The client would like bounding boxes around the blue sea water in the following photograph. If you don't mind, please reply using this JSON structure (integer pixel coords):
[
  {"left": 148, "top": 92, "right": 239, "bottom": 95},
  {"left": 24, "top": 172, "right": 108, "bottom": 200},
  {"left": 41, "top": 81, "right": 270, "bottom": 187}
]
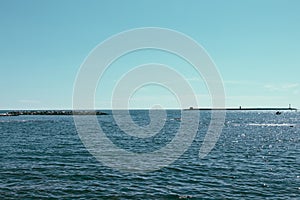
[{"left": 0, "top": 110, "right": 299, "bottom": 199}]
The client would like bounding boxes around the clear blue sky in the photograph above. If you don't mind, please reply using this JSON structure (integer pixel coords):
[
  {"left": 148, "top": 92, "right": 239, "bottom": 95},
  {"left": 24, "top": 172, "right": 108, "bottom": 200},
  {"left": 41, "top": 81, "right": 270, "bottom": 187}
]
[{"left": 1, "top": 0, "right": 299, "bottom": 109}]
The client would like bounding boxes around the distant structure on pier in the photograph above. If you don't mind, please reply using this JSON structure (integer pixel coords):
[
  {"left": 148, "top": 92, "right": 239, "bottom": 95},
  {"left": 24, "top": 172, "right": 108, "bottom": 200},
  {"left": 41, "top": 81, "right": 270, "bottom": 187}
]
[{"left": 186, "top": 104, "right": 297, "bottom": 111}]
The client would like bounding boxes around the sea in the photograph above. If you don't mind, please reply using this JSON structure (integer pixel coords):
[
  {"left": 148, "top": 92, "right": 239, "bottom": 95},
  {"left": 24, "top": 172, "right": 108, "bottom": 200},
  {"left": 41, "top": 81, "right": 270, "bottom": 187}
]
[{"left": 0, "top": 110, "right": 299, "bottom": 199}]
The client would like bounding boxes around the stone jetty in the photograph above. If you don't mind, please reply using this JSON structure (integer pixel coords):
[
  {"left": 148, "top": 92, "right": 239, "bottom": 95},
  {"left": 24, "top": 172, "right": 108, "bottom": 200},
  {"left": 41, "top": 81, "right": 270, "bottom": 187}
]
[{"left": 0, "top": 110, "right": 108, "bottom": 116}]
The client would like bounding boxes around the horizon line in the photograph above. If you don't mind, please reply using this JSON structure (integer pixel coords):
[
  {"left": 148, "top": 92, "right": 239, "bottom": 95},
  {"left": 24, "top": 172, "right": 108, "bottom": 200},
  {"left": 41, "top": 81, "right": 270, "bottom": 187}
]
[{"left": 0, "top": 106, "right": 298, "bottom": 111}]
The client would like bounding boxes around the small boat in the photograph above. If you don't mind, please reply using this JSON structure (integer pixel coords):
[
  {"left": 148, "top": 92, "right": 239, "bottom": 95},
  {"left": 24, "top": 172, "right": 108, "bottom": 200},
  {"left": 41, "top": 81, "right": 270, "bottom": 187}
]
[{"left": 275, "top": 111, "right": 282, "bottom": 115}]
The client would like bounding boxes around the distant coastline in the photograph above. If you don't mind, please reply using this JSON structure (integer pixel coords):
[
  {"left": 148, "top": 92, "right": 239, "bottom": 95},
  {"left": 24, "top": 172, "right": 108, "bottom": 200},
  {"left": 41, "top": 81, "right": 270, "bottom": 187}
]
[
  {"left": 0, "top": 110, "right": 108, "bottom": 116},
  {"left": 0, "top": 107, "right": 297, "bottom": 117},
  {"left": 185, "top": 106, "right": 298, "bottom": 111}
]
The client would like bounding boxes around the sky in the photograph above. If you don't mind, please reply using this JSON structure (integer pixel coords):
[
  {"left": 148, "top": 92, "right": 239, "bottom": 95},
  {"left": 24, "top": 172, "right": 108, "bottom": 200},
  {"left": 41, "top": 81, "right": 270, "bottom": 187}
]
[{"left": 0, "top": 0, "right": 300, "bottom": 109}]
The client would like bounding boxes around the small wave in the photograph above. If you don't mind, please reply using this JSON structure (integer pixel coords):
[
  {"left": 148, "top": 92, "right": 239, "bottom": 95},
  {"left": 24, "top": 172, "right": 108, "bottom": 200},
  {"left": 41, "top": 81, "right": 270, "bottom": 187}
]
[
  {"left": 0, "top": 120, "right": 29, "bottom": 123},
  {"left": 248, "top": 123, "right": 296, "bottom": 127},
  {"left": 0, "top": 119, "right": 45, "bottom": 123}
]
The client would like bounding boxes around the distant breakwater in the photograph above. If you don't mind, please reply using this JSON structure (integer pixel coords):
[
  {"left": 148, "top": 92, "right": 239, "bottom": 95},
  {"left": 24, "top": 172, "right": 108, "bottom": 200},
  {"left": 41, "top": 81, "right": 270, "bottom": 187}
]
[
  {"left": 0, "top": 110, "right": 108, "bottom": 116},
  {"left": 185, "top": 107, "right": 297, "bottom": 111}
]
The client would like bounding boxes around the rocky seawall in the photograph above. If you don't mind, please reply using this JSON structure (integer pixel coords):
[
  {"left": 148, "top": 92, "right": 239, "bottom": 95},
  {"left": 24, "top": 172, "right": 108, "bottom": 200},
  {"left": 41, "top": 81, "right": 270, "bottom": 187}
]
[{"left": 0, "top": 110, "right": 108, "bottom": 116}]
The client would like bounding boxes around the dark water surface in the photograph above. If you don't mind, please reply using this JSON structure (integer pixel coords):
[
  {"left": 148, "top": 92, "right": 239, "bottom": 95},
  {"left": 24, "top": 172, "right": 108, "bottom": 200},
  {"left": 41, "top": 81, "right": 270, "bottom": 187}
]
[{"left": 0, "top": 111, "right": 299, "bottom": 199}]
